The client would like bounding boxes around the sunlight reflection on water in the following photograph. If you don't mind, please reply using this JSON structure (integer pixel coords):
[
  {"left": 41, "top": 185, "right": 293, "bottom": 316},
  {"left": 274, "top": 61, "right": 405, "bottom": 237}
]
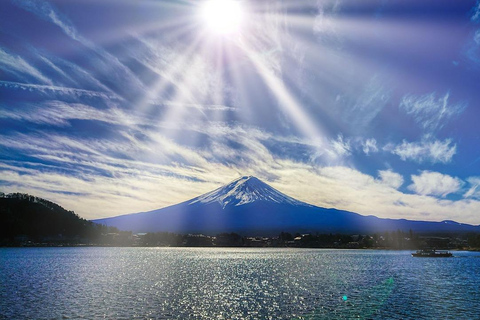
[{"left": 1, "top": 248, "right": 479, "bottom": 319}]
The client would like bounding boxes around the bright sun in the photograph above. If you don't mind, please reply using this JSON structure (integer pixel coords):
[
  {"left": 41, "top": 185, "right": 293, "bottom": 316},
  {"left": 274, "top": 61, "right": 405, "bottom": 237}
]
[{"left": 200, "top": 0, "right": 244, "bottom": 35}]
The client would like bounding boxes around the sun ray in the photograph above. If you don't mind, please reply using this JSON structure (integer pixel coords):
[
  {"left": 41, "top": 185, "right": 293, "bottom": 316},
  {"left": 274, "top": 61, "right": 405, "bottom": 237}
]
[
  {"left": 108, "top": 0, "right": 400, "bottom": 161},
  {"left": 237, "top": 40, "right": 326, "bottom": 148}
]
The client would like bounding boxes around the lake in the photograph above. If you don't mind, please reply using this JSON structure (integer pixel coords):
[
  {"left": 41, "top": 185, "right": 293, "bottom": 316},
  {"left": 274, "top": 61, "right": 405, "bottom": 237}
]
[{"left": 1, "top": 248, "right": 479, "bottom": 319}]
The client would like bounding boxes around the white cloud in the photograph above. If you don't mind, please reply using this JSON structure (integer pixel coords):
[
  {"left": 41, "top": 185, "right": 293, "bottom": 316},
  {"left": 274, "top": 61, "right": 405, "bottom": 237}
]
[
  {"left": 390, "top": 138, "right": 456, "bottom": 164},
  {"left": 464, "top": 177, "right": 480, "bottom": 199},
  {"left": 3, "top": 146, "right": 480, "bottom": 225},
  {"left": 378, "top": 170, "right": 403, "bottom": 189},
  {"left": 362, "top": 138, "right": 378, "bottom": 155},
  {"left": 408, "top": 171, "right": 462, "bottom": 197},
  {"left": 273, "top": 165, "right": 480, "bottom": 225},
  {"left": 400, "top": 91, "right": 466, "bottom": 133}
]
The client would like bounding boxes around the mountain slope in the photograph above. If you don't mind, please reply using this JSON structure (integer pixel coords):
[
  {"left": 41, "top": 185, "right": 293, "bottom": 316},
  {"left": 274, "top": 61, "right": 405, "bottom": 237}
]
[
  {"left": 92, "top": 176, "right": 480, "bottom": 235},
  {"left": 0, "top": 193, "right": 109, "bottom": 243}
]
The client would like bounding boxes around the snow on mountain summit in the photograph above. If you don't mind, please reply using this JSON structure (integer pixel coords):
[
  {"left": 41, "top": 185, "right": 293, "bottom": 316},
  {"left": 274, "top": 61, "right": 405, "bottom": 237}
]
[{"left": 189, "top": 176, "right": 310, "bottom": 208}]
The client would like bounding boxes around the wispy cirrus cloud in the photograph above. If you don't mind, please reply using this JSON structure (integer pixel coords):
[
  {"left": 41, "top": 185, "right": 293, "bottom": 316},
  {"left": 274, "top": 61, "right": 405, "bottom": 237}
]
[
  {"left": 362, "top": 138, "right": 378, "bottom": 155},
  {"left": 400, "top": 91, "right": 467, "bottom": 133},
  {"left": 408, "top": 171, "right": 463, "bottom": 197},
  {"left": 335, "top": 76, "right": 391, "bottom": 134},
  {"left": 11, "top": 0, "right": 146, "bottom": 98},
  {"left": 32, "top": 50, "right": 119, "bottom": 94},
  {"left": 465, "top": 28, "right": 480, "bottom": 66},
  {"left": 0, "top": 49, "right": 53, "bottom": 85},
  {"left": 471, "top": 1, "right": 480, "bottom": 22},
  {"left": 309, "top": 134, "right": 355, "bottom": 164},
  {"left": 329, "top": 134, "right": 351, "bottom": 157},
  {"left": 466, "top": 0, "right": 480, "bottom": 66},
  {"left": 387, "top": 137, "right": 456, "bottom": 164},
  {"left": 464, "top": 177, "right": 480, "bottom": 199},
  {"left": 313, "top": 0, "right": 343, "bottom": 46},
  {"left": 0, "top": 100, "right": 122, "bottom": 127},
  {"left": 347, "top": 76, "right": 391, "bottom": 132},
  {"left": 12, "top": 0, "right": 80, "bottom": 41}
]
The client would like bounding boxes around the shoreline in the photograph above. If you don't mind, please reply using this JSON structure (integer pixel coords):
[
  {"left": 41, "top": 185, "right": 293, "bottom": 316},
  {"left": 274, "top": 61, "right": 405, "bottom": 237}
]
[{"left": 2, "top": 244, "right": 478, "bottom": 251}]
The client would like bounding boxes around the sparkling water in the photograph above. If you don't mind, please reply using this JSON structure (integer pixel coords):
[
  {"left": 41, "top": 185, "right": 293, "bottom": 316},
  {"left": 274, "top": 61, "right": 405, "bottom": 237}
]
[{"left": 1, "top": 248, "right": 479, "bottom": 319}]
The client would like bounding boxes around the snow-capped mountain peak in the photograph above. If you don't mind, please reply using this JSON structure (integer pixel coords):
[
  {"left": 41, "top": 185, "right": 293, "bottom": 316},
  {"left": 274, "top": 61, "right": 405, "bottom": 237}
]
[{"left": 189, "top": 176, "right": 309, "bottom": 208}]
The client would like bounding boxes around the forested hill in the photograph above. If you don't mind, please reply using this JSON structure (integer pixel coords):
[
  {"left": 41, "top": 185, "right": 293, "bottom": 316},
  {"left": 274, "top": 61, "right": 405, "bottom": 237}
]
[{"left": 0, "top": 193, "right": 116, "bottom": 245}]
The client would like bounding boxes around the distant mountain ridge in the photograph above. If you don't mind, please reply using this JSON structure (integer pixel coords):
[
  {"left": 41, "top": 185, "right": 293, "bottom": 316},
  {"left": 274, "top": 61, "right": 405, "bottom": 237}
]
[{"left": 92, "top": 176, "right": 480, "bottom": 235}]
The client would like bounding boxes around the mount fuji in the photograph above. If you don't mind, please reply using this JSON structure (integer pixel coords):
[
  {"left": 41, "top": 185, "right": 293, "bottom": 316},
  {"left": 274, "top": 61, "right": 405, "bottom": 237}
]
[{"left": 92, "top": 176, "right": 480, "bottom": 235}]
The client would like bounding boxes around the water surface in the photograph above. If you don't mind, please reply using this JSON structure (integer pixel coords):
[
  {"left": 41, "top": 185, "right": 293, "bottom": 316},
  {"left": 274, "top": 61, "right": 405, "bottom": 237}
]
[{"left": 1, "top": 248, "right": 479, "bottom": 319}]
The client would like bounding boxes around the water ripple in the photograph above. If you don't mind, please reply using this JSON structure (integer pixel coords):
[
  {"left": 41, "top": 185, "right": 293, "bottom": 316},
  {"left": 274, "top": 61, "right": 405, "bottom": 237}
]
[{"left": 1, "top": 248, "right": 479, "bottom": 319}]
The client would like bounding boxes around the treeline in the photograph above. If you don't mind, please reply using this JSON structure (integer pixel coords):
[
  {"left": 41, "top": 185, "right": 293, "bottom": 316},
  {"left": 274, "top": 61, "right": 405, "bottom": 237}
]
[
  {"left": 468, "top": 233, "right": 480, "bottom": 249},
  {"left": 0, "top": 193, "right": 119, "bottom": 246},
  {"left": 136, "top": 231, "right": 360, "bottom": 248},
  {"left": 133, "top": 230, "right": 424, "bottom": 248},
  {"left": 277, "top": 230, "right": 422, "bottom": 249},
  {"left": 128, "top": 230, "right": 474, "bottom": 249}
]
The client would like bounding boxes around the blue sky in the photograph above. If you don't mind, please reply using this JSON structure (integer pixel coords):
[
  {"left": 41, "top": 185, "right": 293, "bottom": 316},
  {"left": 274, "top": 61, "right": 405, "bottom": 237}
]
[{"left": 1, "top": 0, "right": 480, "bottom": 223}]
